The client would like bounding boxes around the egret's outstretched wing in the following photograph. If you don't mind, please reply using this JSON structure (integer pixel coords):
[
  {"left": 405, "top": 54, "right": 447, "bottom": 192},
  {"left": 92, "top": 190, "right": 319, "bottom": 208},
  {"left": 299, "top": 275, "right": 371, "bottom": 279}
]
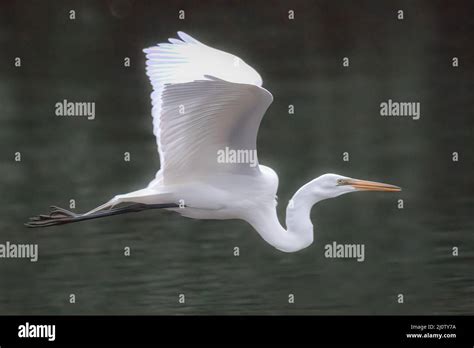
[{"left": 143, "top": 32, "right": 273, "bottom": 185}]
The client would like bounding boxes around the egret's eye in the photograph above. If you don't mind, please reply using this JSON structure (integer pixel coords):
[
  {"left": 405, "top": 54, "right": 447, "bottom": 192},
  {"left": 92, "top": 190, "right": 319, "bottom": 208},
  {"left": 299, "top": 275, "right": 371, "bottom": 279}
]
[{"left": 337, "top": 179, "right": 345, "bottom": 185}]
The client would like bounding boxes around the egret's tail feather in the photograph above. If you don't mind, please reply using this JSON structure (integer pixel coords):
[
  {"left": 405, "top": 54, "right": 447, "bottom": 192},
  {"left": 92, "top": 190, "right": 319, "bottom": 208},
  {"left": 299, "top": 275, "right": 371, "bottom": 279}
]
[{"left": 25, "top": 203, "right": 180, "bottom": 228}]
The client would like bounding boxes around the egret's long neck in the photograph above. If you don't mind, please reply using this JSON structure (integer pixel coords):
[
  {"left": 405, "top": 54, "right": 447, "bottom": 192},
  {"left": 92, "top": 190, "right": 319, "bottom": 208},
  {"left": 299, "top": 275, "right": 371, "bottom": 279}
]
[{"left": 246, "top": 181, "right": 323, "bottom": 253}]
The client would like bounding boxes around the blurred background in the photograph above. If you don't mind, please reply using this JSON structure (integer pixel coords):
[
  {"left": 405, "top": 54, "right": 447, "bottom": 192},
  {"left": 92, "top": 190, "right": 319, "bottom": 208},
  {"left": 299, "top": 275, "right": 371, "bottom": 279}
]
[{"left": 0, "top": 0, "right": 472, "bottom": 314}]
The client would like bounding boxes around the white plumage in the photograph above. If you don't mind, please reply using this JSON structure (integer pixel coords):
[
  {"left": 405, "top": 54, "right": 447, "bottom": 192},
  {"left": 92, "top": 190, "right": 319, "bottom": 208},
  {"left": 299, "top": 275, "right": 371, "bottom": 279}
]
[
  {"left": 143, "top": 31, "right": 269, "bottom": 184},
  {"left": 28, "top": 32, "right": 401, "bottom": 253}
]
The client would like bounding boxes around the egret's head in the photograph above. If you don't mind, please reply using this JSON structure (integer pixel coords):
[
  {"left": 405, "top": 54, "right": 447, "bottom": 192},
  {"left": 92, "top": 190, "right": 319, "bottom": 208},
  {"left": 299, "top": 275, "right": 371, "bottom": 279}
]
[{"left": 312, "top": 173, "right": 401, "bottom": 199}]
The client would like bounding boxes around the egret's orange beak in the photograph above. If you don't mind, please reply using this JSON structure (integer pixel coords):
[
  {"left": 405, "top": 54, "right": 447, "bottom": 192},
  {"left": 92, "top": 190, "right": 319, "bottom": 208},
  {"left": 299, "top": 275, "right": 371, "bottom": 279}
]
[{"left": 344, "top": 179, "right": 401, "bottom": 192}]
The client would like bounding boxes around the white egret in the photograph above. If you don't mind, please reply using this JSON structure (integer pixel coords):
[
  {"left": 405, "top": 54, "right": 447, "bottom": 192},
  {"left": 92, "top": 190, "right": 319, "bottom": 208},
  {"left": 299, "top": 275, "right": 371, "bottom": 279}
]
[{"left": 27, "top": 32, "right": 401, "bottom": 252}]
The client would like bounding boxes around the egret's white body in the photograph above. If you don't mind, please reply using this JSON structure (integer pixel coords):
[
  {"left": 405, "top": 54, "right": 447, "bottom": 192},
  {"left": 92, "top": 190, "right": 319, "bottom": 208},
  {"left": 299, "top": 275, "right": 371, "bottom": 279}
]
[{"left": 28, "top": 32, "right": 400, "bottom": 252}]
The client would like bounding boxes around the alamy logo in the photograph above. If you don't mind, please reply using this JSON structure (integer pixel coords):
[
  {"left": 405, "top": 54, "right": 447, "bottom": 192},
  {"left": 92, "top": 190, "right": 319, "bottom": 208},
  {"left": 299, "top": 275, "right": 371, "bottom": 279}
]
[
  {"left": 324, "top": 241, "right": 365, "bottom": 262},
  {"left": 55, "top": 99, "right": 95, "bottom": 120},
  {"left": 18, "top": 322, "right": 55, "bottom": 341},
  {"left": 380, "top": 99, "right": 420, "bottom": 120},
  {"left": 217, "top": 146, "right": 258, "bottom": 167},
  {"left": 0, "top": 241, "right": 38, "bottom": 262}
]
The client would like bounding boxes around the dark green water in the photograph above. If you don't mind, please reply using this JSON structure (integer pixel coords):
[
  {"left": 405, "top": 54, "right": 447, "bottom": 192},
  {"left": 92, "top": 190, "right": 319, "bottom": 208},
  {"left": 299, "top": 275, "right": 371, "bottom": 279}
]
[{"left": 0, "top": 0, "right": 472, "bottom": 314}]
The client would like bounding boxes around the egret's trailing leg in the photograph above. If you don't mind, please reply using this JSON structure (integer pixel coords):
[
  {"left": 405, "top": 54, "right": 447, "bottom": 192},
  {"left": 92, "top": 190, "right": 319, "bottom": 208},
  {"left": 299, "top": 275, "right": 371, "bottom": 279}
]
[{"left": 25, "top": 203, "right": 179, "bottom": 228}]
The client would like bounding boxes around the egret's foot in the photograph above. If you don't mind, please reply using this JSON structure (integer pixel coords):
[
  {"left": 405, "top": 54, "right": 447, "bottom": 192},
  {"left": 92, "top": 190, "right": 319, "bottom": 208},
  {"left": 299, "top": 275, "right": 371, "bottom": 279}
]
[{"left": 25, "top": 206, "right": 79, "bottom": 228}]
